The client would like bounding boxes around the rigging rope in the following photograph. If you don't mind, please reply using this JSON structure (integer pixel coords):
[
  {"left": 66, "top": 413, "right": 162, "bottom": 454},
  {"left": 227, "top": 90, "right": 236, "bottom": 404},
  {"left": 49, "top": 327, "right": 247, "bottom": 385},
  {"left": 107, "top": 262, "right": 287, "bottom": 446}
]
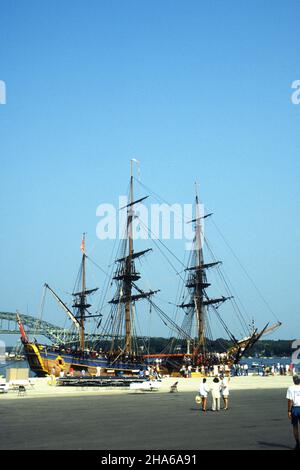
[{"left": 210, "top": 218, "right": 280, "bottom": 323}]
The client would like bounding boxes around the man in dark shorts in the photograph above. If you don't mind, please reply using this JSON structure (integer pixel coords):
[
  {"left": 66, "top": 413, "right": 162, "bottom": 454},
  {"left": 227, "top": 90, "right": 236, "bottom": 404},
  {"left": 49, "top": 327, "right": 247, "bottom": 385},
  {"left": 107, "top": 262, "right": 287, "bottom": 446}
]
[{"left": 286, "top": 375, "right": 300, "bottom": 450}]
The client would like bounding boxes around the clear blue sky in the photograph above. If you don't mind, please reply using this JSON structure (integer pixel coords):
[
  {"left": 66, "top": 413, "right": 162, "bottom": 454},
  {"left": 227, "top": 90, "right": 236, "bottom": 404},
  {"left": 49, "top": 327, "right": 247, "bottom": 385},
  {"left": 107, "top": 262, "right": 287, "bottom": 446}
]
[{"left": 0, "top": 0, "right": 299, "bottom": 344}]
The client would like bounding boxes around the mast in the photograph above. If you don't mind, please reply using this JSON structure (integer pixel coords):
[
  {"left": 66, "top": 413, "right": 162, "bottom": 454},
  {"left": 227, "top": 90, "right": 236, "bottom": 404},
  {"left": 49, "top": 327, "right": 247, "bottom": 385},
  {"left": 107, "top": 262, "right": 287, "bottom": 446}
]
[
  {"left": 45, "top": 235, "right": 98, "bottom": 350},
  {"left": 80, "top": 233, "right": 86, "bottom": 350},
  {"left": 109, "top": 160, "right": 159, "bottom": 355},
  {"left": 179, "top": 185, "right": 230, "bottom": 358},
  {"left": 124, "top": 161, "right": 134, "bottom": 353},
  {"left": 72, "top": 233, "right": 95, "bottom": 351},
  {"left": 194, "top": 184, "right": 205, "bottom": 352}
]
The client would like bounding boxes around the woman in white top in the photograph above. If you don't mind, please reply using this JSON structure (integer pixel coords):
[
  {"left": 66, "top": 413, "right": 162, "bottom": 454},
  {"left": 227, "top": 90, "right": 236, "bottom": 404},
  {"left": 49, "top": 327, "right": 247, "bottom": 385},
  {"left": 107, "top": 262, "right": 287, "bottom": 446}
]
[{"left": 220, "top": 376, "right": 230, "bottom": 410}]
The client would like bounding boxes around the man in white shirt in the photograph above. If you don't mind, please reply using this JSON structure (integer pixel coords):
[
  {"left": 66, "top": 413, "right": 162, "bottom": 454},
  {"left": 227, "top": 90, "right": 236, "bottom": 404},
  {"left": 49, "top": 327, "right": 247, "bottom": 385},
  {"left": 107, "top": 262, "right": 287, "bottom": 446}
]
[
  {"left": 210, "top": 377, "right": 221, "bottom": 412},
  {"left": 286, "top": 375, "right": 300, "bottom": 450}
]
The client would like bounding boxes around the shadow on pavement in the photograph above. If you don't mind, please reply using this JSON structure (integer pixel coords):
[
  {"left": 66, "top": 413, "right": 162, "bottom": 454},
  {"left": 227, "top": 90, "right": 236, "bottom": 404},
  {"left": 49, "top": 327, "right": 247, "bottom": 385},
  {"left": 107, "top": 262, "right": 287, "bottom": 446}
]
[{"left": 257, "top": 441, "right": 292, "bottom": 450}]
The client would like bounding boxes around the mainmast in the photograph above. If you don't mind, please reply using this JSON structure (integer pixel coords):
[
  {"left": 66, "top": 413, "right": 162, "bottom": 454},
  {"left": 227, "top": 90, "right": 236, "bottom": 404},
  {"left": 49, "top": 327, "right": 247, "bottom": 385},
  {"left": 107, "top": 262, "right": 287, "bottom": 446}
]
[
  {"left": 109, "top": 160, "right": 158, "bottom": 355},
  {"left": 124, "top": 161, "right": 134, "bottom": 353}
]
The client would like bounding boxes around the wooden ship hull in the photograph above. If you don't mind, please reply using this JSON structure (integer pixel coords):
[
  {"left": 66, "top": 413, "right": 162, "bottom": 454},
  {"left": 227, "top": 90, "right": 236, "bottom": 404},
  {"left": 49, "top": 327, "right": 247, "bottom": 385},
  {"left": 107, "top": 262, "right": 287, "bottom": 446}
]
[{"left": 22, "top": 342, "right": 146, "bottom": 377}]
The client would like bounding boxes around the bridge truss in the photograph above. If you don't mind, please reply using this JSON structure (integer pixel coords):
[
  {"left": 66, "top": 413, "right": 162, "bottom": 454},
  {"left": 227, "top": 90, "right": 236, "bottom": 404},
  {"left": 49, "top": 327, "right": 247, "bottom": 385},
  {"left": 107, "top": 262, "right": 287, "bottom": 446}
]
[{"left": 0, "top": 311, "right": 103, "bottom": 344}]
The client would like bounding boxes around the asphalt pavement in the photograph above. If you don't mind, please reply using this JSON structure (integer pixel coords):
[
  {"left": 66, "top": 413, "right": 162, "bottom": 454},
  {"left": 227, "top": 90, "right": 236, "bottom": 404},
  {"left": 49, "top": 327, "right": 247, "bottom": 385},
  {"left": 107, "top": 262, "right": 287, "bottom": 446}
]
[{"left": 0, "top": 388, "right": 294, "bottom": 450}]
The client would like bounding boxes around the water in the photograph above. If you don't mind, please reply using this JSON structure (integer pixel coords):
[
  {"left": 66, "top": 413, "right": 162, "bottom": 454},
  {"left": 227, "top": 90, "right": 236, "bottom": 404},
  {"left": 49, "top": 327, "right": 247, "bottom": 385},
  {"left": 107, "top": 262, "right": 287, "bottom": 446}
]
[
  {"left": 240, "top": 357, "right": 300, "bottom": 373},
  {"left": 241, "top": 357, "right": 289, "bottom": 367},
  {"left": 0, "top": 359, "right": 36, "bottom": 378}
]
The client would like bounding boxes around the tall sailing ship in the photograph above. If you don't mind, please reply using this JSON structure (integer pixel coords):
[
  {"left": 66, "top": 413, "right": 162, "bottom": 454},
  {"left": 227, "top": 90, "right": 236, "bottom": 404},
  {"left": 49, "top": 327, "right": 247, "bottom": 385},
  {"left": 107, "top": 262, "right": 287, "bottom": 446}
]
[
  {"left": 144, "top": 185, "right": 281, "bottom": 373},
  {"left": 17, "top": 162, "right": 281, "bottom": 377}
]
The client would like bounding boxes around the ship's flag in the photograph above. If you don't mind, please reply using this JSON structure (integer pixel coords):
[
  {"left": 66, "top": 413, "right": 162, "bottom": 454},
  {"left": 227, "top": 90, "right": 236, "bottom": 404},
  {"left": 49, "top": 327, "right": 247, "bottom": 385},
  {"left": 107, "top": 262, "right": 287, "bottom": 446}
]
[{"left": 80, "top": 234, "right": 86, "bottom": 253}]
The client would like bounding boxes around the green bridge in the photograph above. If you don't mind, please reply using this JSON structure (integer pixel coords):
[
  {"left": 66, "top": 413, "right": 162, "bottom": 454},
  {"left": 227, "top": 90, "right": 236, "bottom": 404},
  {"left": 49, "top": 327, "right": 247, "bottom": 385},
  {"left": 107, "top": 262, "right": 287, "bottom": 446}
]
[{"left": 0, "top": 311, "right": 103, "bottom": 344}]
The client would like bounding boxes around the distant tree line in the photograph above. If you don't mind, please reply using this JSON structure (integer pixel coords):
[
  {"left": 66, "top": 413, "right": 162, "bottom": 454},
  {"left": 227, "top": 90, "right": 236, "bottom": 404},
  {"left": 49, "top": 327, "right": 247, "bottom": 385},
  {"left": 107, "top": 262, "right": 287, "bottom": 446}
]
[
  {"left": 6, "top": 338, "right": 294, "bottom": 358},
  {"left": 144, "top": 337, "right": 294, "bottom": 357}
]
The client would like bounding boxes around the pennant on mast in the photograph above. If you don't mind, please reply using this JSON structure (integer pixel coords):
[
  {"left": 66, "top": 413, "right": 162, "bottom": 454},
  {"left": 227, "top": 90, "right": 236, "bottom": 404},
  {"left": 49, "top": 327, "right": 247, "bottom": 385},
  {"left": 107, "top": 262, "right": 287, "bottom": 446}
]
[{"left": 80, "top": 233, "right": 86, "bottom": 254}]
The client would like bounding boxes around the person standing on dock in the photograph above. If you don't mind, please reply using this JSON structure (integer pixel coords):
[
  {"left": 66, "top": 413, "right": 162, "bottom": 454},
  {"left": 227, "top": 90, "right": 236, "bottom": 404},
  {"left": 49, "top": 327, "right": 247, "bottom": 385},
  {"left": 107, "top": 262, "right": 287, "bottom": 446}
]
[
  {"left": 286, "top": 375, "right": 300, "bottom": 451},
  {"left": 199, "top": 378, "right": 210, "bottom": 412},
  {"left": 211, "top": 377, "right": 221, "bottom": 412},
  {"left": 220, "top": 376, "right": 230, "bottom": 410}
]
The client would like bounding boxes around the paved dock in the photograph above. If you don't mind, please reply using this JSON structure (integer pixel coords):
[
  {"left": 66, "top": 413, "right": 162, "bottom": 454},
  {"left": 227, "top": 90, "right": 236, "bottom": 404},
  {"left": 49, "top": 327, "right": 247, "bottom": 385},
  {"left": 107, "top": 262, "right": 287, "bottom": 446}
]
[
  {"left": 0, "top": 375, "right": 294, "bottom": 400},
  {"left": 0, "top": 388, "right": 294, "bottom": 450}
]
